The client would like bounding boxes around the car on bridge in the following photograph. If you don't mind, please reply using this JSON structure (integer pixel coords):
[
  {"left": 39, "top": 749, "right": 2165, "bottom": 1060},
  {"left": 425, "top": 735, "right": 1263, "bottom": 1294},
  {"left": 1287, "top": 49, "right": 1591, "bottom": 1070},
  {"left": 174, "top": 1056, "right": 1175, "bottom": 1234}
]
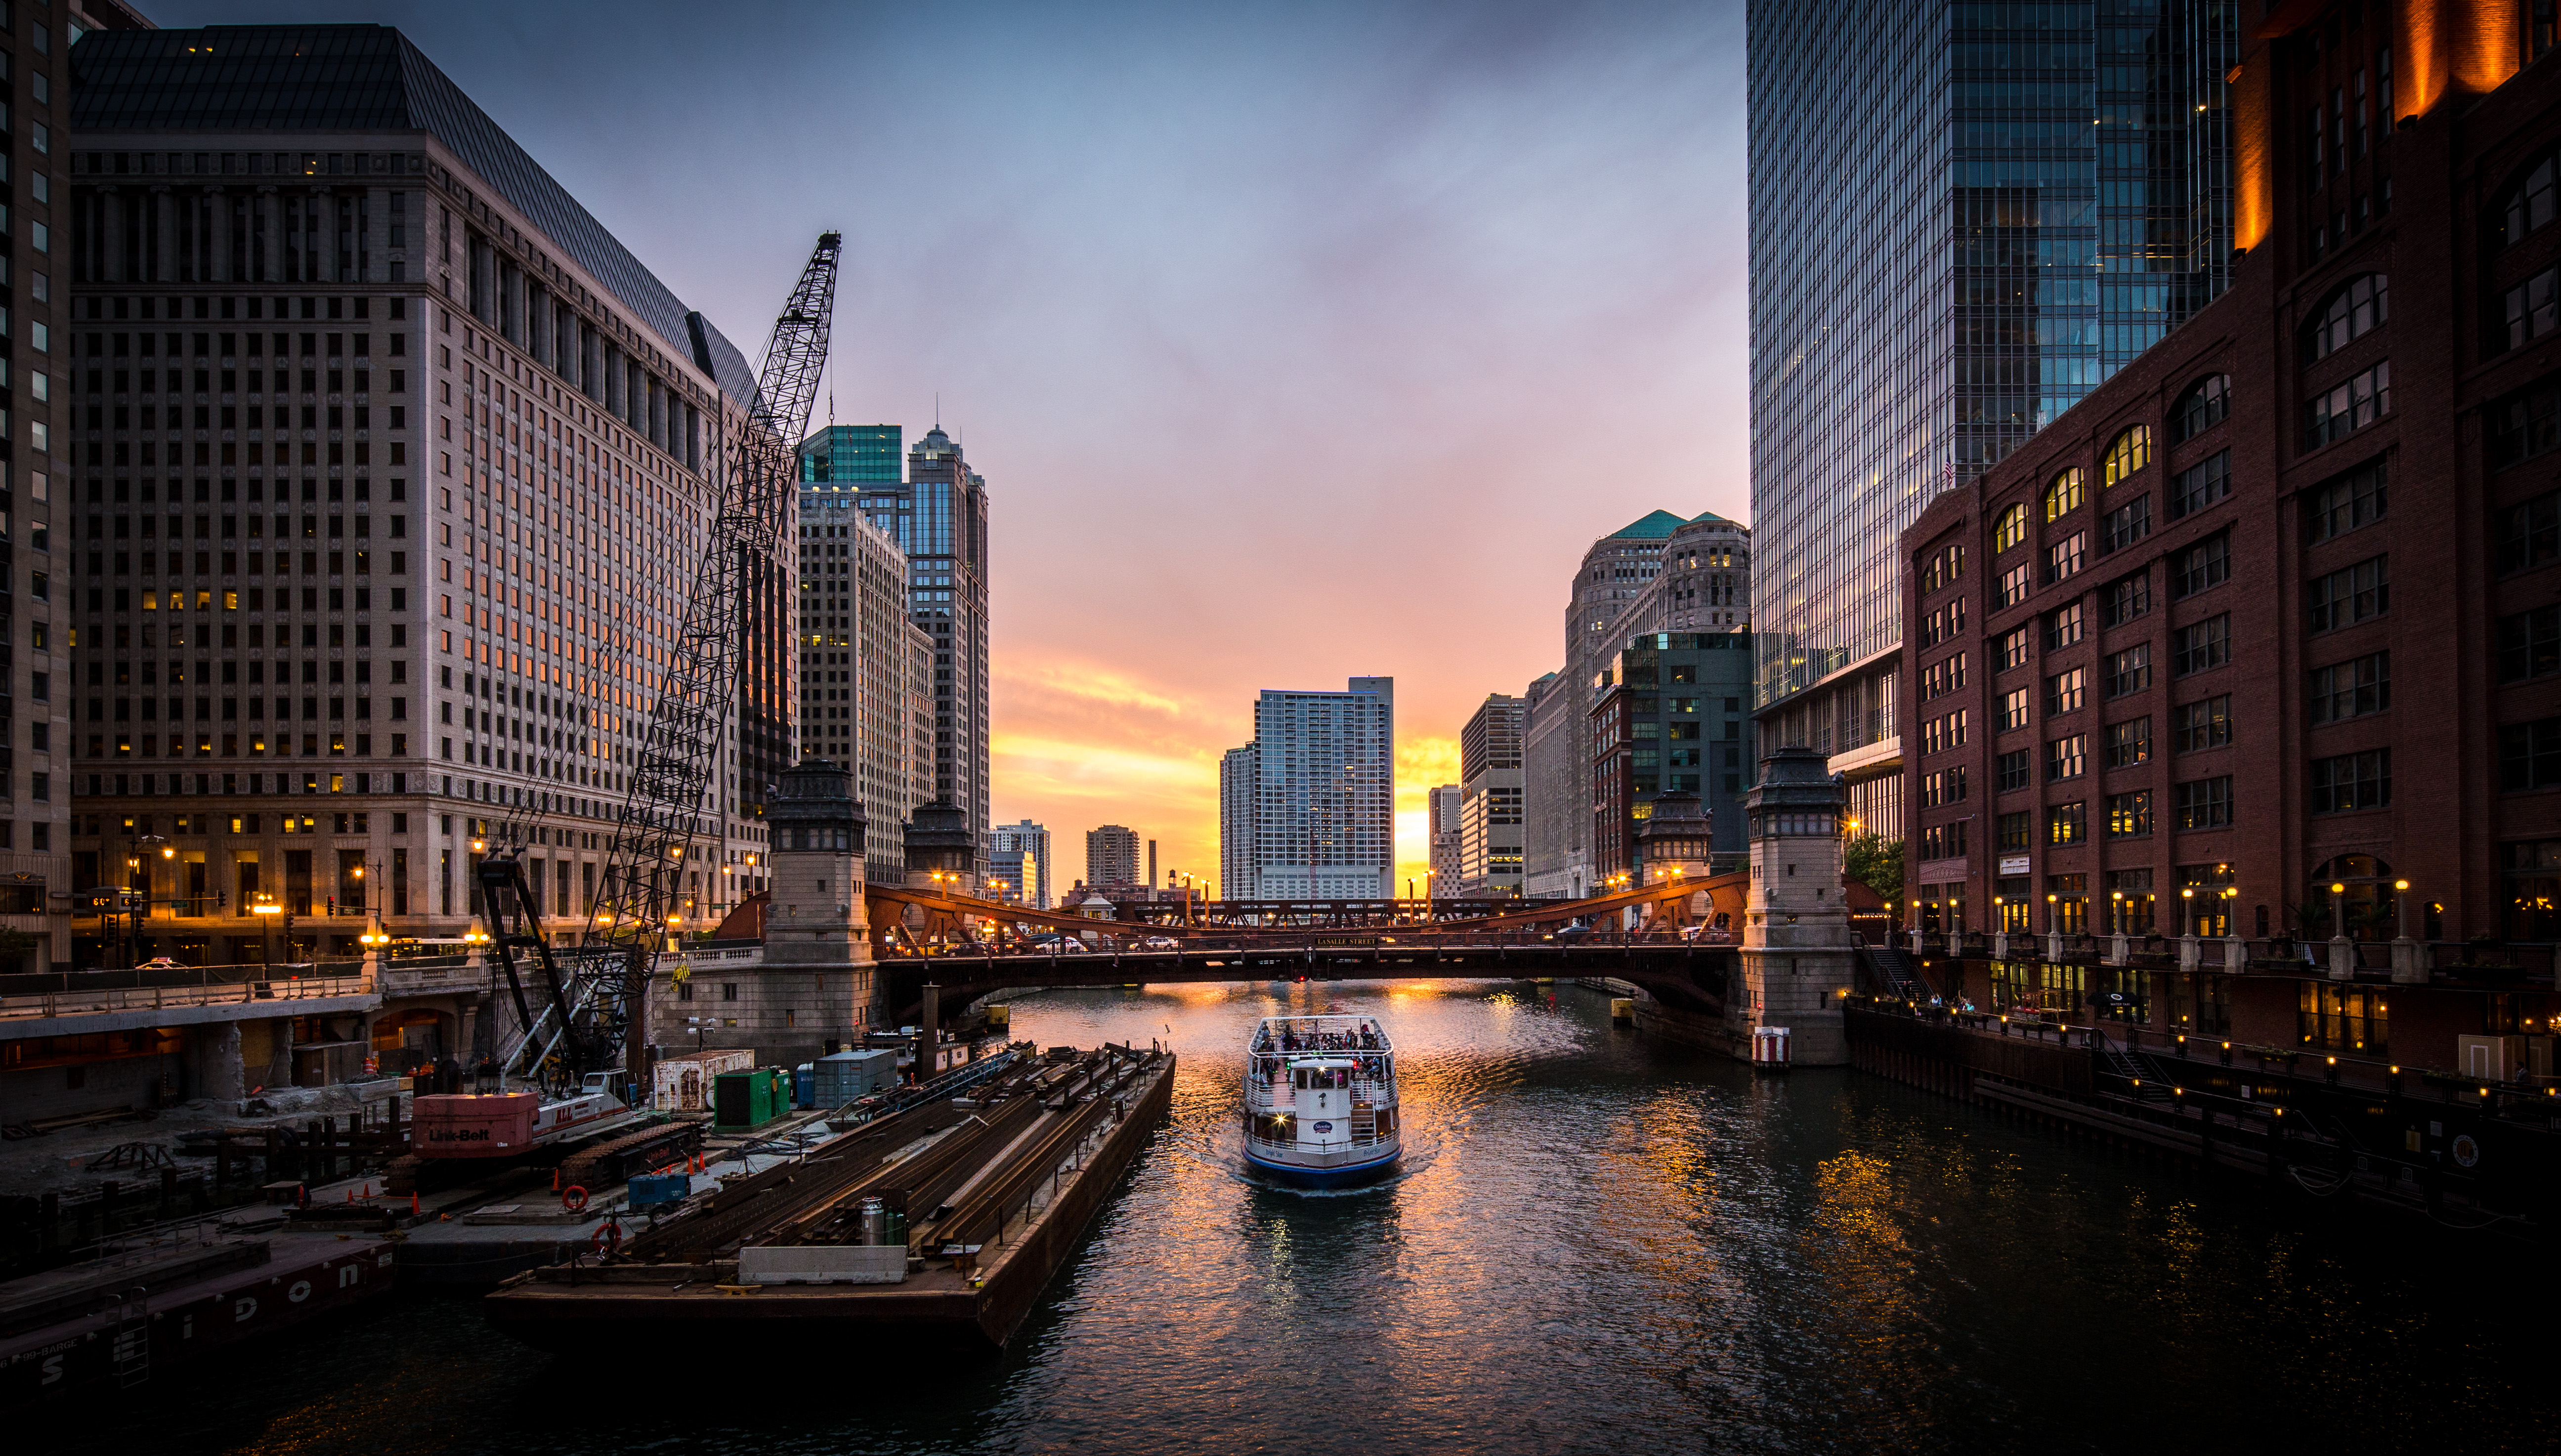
[
  {"left": 1138, "top": 936, "right": 1183, "bottom": 951},
  {"left": 1030, "top": 935, "right": 1093, "bottom": 954}
]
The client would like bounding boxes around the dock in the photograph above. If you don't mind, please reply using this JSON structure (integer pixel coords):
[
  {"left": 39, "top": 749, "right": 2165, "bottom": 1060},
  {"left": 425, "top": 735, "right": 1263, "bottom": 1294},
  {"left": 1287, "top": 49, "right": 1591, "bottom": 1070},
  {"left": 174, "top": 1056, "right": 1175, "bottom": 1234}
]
[{"left": 482, "top": 1042, "right": 1174, "bottom": 1352}]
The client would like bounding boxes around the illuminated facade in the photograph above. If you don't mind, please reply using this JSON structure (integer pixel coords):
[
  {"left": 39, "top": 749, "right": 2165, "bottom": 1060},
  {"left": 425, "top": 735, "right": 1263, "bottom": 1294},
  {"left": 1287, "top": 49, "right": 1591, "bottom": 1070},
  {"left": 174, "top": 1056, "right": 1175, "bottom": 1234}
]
[
  {"left": 61, "top": 23, "right": 786, "bottom": 964},
  {"left": 1748, "top": 0, "right": 2239, "bottom": 842},
  {"left": 1223, "top": 678, "right": 1395, "bottom": 900}
]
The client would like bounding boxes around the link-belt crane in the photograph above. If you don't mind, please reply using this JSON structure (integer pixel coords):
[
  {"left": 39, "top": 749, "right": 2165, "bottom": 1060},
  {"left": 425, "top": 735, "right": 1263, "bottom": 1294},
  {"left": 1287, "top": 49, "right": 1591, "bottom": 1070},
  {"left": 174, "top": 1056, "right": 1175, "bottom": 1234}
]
[{"left": 475, "top": 233, "right": 843, "bottom": 1094}]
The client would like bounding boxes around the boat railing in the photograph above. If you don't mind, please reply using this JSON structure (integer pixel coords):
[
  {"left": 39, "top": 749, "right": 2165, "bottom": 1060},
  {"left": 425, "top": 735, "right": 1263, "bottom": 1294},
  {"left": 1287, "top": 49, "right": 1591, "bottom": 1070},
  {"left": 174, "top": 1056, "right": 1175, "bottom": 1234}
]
[
  {"left": 1245, "top": 1077, "right": 1396, "bottom": 1113},
  {"left": 1245, "top": 1129, "right": 1397, "bottom": 1161}
]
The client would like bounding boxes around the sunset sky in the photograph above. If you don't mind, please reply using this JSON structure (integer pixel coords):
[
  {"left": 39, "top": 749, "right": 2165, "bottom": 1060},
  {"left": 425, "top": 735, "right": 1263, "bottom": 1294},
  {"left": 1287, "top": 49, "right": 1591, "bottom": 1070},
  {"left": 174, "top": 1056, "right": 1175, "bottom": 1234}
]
[{"left": 164, "top": 0, "right": 1755, "bottom": 889}]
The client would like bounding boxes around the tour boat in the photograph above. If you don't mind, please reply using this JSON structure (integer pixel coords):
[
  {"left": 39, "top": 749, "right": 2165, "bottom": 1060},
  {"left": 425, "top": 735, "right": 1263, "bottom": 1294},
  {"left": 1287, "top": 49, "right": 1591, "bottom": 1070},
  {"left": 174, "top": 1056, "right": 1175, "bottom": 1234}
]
[{"left": 1243, "top": 1013, "right": 1401, "bottom": 1185}]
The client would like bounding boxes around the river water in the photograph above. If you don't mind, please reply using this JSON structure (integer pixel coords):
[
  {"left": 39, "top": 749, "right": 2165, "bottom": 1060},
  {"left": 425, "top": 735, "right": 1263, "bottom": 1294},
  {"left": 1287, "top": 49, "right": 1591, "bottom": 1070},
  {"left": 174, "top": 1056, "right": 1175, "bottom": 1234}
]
[{"left": 27, "top": 979, "right": 2560, "bottom": 1455}]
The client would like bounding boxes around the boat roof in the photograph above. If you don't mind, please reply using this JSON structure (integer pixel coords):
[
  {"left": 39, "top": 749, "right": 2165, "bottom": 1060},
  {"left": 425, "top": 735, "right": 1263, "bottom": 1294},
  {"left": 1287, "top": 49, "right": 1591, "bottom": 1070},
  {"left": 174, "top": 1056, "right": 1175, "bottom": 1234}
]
[{"left": 1284, "top": 1057, "right": 1358, "bottom": 1069}]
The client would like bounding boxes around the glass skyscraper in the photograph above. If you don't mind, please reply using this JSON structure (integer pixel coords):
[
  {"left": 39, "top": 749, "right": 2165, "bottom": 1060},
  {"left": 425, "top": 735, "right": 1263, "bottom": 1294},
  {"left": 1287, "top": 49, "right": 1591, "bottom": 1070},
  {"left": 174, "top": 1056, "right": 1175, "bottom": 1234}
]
[{"left": 1748, "top": 0, "right": 2237, "bottom": 832}]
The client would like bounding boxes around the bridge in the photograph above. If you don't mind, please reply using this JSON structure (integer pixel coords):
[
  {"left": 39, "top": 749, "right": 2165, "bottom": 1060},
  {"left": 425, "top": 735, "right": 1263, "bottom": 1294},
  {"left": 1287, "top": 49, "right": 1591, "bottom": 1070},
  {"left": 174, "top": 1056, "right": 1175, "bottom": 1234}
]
[
  {"left": 844, "top": 871, "right": 1804, "bottom": 1025},
  {"left": 867, "top": 937, "right": 1746, "bottom": 1026},
  {"left": 857, "top": 871, "right": 1757, "bottom": 951}
]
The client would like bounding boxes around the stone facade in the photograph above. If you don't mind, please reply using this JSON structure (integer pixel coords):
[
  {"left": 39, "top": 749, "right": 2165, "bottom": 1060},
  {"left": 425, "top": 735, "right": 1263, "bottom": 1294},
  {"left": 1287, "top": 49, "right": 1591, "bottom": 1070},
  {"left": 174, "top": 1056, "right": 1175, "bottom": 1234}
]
[{"left": 1734, "top": 748, "right": 1855, "bottom": 1065}]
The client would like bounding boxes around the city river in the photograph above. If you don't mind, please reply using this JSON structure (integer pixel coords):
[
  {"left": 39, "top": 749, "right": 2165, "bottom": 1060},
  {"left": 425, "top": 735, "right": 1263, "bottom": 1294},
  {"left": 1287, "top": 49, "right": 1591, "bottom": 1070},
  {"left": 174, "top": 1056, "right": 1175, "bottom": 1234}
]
[{"left": 27, "top": 979, "right": 2560, "bottom": 1455}]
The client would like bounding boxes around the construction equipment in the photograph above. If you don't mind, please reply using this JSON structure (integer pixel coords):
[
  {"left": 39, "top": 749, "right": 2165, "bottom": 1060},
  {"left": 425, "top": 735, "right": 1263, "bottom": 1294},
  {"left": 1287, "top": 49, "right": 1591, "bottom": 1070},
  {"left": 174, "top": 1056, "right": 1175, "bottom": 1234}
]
[
  {"left": 574, "top": 233, "right": 844, "bottom": 1080},
  {"left": 417, "top": 234, "right": 839, "bottom": 1188}
]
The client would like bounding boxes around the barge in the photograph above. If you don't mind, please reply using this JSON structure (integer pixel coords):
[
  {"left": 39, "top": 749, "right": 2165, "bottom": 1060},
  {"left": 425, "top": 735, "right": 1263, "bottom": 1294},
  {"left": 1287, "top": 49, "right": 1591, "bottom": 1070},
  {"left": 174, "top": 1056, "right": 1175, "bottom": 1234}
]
[
  {"left": 481, "top": 1041, "right": 1172, "bottom": 1352},
  {"left": 1, "top": 1230, "right": 395, "bottom": 1410}
]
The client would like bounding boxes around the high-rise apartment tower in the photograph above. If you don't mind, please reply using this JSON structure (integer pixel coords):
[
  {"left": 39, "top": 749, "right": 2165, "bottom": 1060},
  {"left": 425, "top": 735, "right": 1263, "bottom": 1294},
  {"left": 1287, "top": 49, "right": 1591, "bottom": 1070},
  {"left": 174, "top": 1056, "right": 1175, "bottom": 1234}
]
[{"left": 1220, "top": 677, "right": 1394, "bottom": 900}]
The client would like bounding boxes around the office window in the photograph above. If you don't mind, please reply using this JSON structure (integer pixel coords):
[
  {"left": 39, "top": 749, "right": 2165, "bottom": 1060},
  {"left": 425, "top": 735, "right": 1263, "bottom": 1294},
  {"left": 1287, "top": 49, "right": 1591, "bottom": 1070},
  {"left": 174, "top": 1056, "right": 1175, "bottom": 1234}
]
[
  {"left": 2500, "top": 717, "right": 2561, "bottom": 790},
  {"left": 2307, "top": 459, "right": 2389, "bottom": 544},
  {"left": 2174, "top": 375, "right": 2230, "bottom": 442},
  {"left": 2309, "top": 651, "right": 2390, "bottom": 723},
  {"left": 2045, "top": 601, "right": 2085, "bottom": 651},
  {"left": 2105, "top": 644, "right": 2151, "bottom": 699},
  {"left": 2500, "top": 151, "right": 2559, "bottom": 248},
  {"left": 2174, "top": 776, "right": 2233, "bottom": 829},
  {"left": 2048, "top": 801, "right": 2087, "bottom": 844},
  {"left": 2107, "top": 790, "right": 2152, "bottom": 838},
  {"left": 2170, "top": 450, "right": 2231, "bottom": 519},
  {"left": 1997, "top": 749, "right": 2031, "bottom": 792},
  {"left": 1921, "top": 652, "right": 1968, "bottom": 701},
  {"left": 2306, "top": 555, "right": 2389, "bottom": 631},
  {"left": 2001, "top": 686, "right": 2032, "bottom": 732},
  {"left": 1999, "top": 561, "right": 2034, "bottom": 608},
  {"left": 2173, "top": 616, "right": 2230, "bottom": 676},
  {"left": 1921, "top": 766, "right": 1967, "bottom": 808},
  {"left": 2000, "top": 623, "right": 2034, "bottom": 671},
  {"left": 2046, "top": 733, "right": 2087, "bottom": 782},
  {"left": 2101, "top": 425, "right": 2152, "bottom": 487},
  {"left": 2103, "top": 495, "right": 2151, "bottom": 553},
  {"left": 2174, "top": 695, "right": 2232, "bottom": 752},
  {"left": 2498, "top": 604, "right": 2561, "bottom": 682},
  {"left": 2106, "top": 716, "right": 2151, "bottom": 769},
  {"left": 2304, "top": 362, "right": 2391, "bottom": 450},
  {"left": 2044, "top": 467, "right": 2087, "bottom": 521},
  {"left": 2104, "top": 570, "right": 2152, "bottom": 626},
  {"left": 2045, "top": 667, "right": 2086, "bottom": 717},
  {"left": 2495, "top": 487, "right": 2561, "bottom": 572},
  {"left": 1994, "top": 502, "right": 2029, "bottom": 552},
  {"left": 2488, "top": 380, "right": 2561, "bottom": 471},
  {"left": 1920, "top": 821, "right": 1967, "bottom": 861},
  {"left": 1997, "top": 810, "right": 2031, "bottom": 851},
  {"left": 2502, "top": 266, "right": 2561, "bottom": 354},
  {"left": 2044, "top": 532, "right": 2087, "bottom": 585},
  {"left": 2174, "top": 533, "right": 2230, "bottom": 598},
  {"left": 2310, "top": 749, "right": 2391, "bottom": 813},
  {"left": 2303, "top": 274, "right": 2388, "bottom": 362}
]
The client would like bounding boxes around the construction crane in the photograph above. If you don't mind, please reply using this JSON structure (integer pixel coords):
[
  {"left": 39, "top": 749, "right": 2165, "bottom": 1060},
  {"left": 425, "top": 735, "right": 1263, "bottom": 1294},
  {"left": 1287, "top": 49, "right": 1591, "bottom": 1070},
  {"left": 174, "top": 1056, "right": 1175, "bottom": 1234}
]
[{"left": 475, "top": 233, "right": 843, "bottom": 1094}]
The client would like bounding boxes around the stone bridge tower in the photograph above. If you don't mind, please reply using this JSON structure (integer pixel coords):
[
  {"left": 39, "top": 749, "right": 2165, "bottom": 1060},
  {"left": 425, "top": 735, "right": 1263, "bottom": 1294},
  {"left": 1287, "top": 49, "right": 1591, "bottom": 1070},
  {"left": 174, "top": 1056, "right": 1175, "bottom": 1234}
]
[
  {"left": 656, "top": 758, "right": 878, "bottom": 1066},
  {"left": 1734, "top": 747, "right": 1855, "bottom": 1065}
]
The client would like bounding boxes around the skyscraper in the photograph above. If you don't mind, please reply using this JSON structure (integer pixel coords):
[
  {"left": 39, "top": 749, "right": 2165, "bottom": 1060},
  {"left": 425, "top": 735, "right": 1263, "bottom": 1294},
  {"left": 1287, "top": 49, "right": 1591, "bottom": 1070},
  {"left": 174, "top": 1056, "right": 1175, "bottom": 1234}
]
[
  {"left": 801, "top": 423, "right": 991, "bottom": 874},
  {"left": 1747, "top": 0, "right": 2237, "bottom": 835},
  {"left": 797, "top": 425, "right": 933, "bottom": 884},
  {"left": 1221, "top": 677, "right": 1394, "bottom": 901},
  {"left": 1220, "top": 745, "right": 1259, "bottom": 900},
  {"left": 1426, "top": 783, "right": 1461, "bottom": 900},
  {"left": 1457, "top": 694, "right": 1525, "bottom": 897},
  {"left": 60, "top": 22, "right": 786, "bottom": 961},
  {"left": 1085, "top": 824, "right": 1140, "bottom": 888},
  {"left": 1525, "top": 510, "right": 1751, "bottom": 898},
  {"left": 989, "top": 818, "right": 1051, "bottom": 908}
]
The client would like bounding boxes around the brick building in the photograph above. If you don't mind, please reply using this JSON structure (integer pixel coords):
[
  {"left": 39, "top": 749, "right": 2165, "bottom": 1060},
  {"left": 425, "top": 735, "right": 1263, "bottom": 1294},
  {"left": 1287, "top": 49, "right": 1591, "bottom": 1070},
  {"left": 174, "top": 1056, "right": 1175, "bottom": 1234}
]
[{"left": 1899, "top": 0, "right": 2561, "bottom": 1071}]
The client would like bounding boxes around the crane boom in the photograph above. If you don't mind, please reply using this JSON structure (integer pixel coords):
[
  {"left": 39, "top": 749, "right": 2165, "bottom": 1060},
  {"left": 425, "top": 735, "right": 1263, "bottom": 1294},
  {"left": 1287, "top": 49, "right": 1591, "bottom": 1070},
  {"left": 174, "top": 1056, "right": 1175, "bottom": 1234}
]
[{"left": 557, "top": 232, "right": 844, "bottom": 1084}]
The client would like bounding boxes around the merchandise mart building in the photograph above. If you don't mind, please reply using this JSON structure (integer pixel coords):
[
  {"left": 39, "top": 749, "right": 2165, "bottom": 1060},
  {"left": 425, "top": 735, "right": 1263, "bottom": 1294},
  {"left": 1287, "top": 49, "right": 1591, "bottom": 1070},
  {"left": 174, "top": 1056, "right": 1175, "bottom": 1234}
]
[
  {"left": 59, "top": 24, "right": 791, "bottom": 960},
  {"left": 1747, "top": 0, "right": 2238, "bottom": 838}
]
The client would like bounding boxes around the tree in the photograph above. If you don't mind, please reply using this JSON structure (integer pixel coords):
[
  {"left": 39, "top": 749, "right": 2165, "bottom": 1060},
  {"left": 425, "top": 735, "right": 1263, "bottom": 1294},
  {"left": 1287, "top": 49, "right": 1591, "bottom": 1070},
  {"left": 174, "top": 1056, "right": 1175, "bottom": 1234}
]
[
  {"left": 1843, "top": 832, "right": 1904, "bottom": 906},
  {"left": 0, "top": 928, "right": 40, "bottom": 973}
]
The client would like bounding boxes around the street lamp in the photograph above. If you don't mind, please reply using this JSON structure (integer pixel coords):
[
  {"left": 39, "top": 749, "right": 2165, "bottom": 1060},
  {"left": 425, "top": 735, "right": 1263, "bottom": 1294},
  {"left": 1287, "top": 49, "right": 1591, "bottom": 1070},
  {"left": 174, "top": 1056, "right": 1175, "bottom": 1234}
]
[
  {"left": 250, "top": 892, "right": 283, "bottom": 971},
  {"left": 2110, "top": 889, "right": 2125, "bottom": 936},
  {"left": 2394, "top": 878, "right": 2411, "bottom": 940},
  {"left": 2180, "top": 886, "right": 2195, "bottom": 937}
]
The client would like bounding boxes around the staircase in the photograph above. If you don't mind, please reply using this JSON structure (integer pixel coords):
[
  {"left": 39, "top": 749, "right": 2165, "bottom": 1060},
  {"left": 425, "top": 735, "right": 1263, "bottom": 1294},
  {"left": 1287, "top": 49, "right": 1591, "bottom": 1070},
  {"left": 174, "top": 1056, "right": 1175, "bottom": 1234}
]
[
  {"left": 2097, "top": 1037, "right": 2172, "bottom": 1101},
  {"left": 1856, "top": 943, "right": 1935, "bottom": 1002}
]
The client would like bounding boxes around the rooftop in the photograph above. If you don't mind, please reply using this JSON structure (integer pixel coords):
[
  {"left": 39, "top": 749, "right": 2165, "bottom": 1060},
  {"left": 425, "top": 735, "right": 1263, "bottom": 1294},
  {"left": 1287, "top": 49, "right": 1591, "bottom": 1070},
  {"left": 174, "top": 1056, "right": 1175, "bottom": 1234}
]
[{"left": 70, "top": 24, "right": 758, "bottom": 404}]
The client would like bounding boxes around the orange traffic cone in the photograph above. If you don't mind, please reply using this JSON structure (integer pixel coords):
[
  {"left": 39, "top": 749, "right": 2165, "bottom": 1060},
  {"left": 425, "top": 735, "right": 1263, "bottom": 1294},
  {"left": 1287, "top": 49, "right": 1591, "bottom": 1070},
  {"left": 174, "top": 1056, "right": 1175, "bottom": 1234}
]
[
  {"left": 411, "top": 1192, "right": 421, "bottom": 1215},
  {"left": 552, "top": 1168, "right": 561, "bottom": 1192}
]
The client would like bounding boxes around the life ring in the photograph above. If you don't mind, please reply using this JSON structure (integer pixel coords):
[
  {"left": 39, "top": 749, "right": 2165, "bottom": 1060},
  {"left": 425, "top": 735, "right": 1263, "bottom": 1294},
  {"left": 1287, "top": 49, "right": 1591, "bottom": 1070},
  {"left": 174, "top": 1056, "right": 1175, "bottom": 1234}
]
[
  {"left": 560, "top": 1184, "right": 590, "bottom": 1214},
  {"left": 591, "top": 1223, "right": 622, "bottom": 1257}
]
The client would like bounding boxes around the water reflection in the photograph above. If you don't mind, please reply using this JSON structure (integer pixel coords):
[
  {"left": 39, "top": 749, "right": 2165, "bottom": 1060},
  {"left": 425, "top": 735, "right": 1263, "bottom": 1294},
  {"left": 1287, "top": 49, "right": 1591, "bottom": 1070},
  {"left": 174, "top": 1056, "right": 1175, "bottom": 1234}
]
[{"left": 19, "top": 977, "right": 2561, "bottom": 1456}]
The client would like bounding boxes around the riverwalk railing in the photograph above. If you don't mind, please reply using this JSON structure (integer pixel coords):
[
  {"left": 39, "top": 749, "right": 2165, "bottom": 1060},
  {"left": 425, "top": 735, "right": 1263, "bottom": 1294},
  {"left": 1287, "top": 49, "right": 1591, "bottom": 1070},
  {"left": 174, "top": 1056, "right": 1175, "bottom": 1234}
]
[{"left": 0, "top": 961, "right": 372, "bottom": 1021}]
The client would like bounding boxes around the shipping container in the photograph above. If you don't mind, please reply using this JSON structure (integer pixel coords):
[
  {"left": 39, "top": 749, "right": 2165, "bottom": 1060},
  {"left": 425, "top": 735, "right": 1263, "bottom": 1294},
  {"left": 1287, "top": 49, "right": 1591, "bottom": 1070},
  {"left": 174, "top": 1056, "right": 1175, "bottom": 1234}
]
[
  {"left": 812, "top": 1048, "right": 898, "bottom": 1106},
  {"left": 653, "top": 1049, "right": 756, "bottom": 1112},
  {"left": 712, "top": 1068, "right": 789, "bottom": 1130}
]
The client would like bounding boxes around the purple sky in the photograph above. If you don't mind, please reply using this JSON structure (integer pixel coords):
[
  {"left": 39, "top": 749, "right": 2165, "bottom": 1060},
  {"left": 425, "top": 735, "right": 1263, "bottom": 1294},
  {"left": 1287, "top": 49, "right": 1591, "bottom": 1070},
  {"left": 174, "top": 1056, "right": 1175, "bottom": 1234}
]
[{"left": 154, "top": 0, "right": 1752, "bottom": 888}]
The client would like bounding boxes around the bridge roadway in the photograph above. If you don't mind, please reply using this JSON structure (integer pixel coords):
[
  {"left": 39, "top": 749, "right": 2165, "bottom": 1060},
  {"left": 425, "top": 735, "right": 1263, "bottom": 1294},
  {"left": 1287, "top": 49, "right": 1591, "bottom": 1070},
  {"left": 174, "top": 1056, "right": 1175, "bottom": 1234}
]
[
  {"left": 874, "top": 938, "right": 1741, "bottom": 1026},
  {"left": 863, "top": 871, "right": 1750, "bottom": 946}
]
